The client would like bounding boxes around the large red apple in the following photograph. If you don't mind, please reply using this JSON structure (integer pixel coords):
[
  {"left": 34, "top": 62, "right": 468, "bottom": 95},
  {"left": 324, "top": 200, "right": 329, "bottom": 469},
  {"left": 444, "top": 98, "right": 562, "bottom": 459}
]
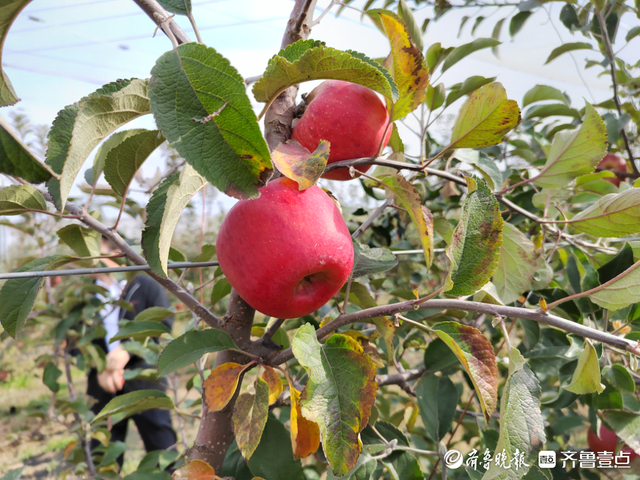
[
  {"left": 597, "top": 153, "right": 628, "bottom": 187},
  {"left": 291, "top": 80, "right": 392, "bottom": 181},
  {"left": 216, "top": 177, "right": 354, "bottom": 319}
]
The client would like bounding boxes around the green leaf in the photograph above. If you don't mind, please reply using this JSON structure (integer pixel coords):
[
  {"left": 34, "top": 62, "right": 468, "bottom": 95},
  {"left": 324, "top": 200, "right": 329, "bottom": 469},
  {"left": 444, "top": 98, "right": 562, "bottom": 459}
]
[
  {"left": 445, "top": 177, "right": 503, "bottom": 296},
  {"left": 454, "top": 149, "right": 503, "bottom": 191},
  {"left": 103, "top": 129, "right": 165, "bottom": 197},
  {"left": 93, "top": 389, "right": 174, "bottom": 424},
  {"left": 192, "top": 244, "right": 216, "bottom": 263},
  {"left": 567, "top": 188, "right": 640, "bottom": 237},
  {"left": 0, "top": 184, "right": 46, "bottom": 216},
  {"left": 150, "top": 44, "right": 271, "bottom": 200},
  {"left": 373, "top": 10, "right": 430, "bottom": 120},
  {"left": 482, "top": 349, "right": 545, "bottom": 480},
  {"left": 210, "top": 277, "right": 232, "bottom": 305},
  {"left": 57, "top": 224, "right": 101, "bottom": 257},
  {"left": 625, "top": 26, "right": 640, "bottom": 42},
  {"left": 449, "top": 82, "right": 520, "bottom": 149},
  {"left": 233, "top": 378, "right": 270, "bottom": 460},
  {"left": 509, "top": 11, "right": 532, "bottom": 37},
  {"left": 157, "top": 0, "right": 190, "bottom": 15},
  {"left": 559, "top": 4, "right": 580, "bottom": 31},
  {"left": 0, "top": 115, "right": 52, "bottom": 183},
  {"left": 432, "top": 321, "right": 498, "bottom": 422},
  {"left": 397, "top": 0, "right": 424, "bottom": 51},
  {"left": 602, "top": 365, "right": 635, "bottom": 393},
  {"left": 532, "top": 103, "right": 607, "bottom": 188},
  {"left": 491, "top": 18, "right": 505, "bottom": 57},
  {"left": 327, "top": 452, "right": 376, "bottom": 480},
  {"left": 545, "top": 42, "right": 593, "bottom": 64},
  {"left": 446, "top": 76, "right": 497, "bottom": 107},
  {"left": 425, "top": 83, "right": 446, "bottom": 111},
  {"left": 586, "top": 259, "right": 640, "bottom": 311},
  {"left": 522, "top": 85, "right": 569, "bottom": 108},
  {"left": 425, "top": 42, "right": 453, "bottom": 72},
  {"left": 141, "top": 172, "right": 179, "bottom": 276},
  {"left": 352, "top": 241, "right": 398, "bottom": 278},
  {"left": 442, "top": 38, "right": 501, "bottom": 72},
  {"left": 601, "top": 411, "right": 640, "bottom": 454},
  {"left": 291, "top": 324, "right": 377, "bottom": 476},
  {"left": 564, "top": 340, "right": 604, "bottom": 394},
  {"left": 46, "top": 79, "right": 151, "bottom": 209},
  {"left": 253, "top": 39, "right": 397, "bottom": 105},
  {"left": 156, "top": 329, "right": 238, "bottom": 377},
  {"left": 144, "top": 165, "right": 206, "bottom": 277},
  {"left": 92, "top": 129, "right": 145, "bottom": 185},
  {"left": 134, "top": 306, "right": 174, "bottom": 323},
  {"left": 0, "top": 0, "right": 31, "bottom": 106},
  {"left": 378, "top": 174, "right": 434, "bottom": 269},
  {"left": 272, "top": 140, "right": 329, "bottom": 191},
  {"left": 247, "top": 414, "right": 305, "bottom": 480},
  {"left": 493, "top": 223, "right": 539, "bottom": 304},
  {"left": 524, "top": 103, "right": 581, "bottom": 120},
  {"left": 0, "top": 255, "right": 77, "bottom": 337},
  {"left": 110, "top": 320, "right": 171, "bottom": 342},
  {"left": 0, "top": 468, "right": 24, "bottom": 480},
  {"left": 43, "top": 361, "right": 62, "bottom": 393},
  {"left": 416, "top": 374, "right": 458, "bottom": 441}
]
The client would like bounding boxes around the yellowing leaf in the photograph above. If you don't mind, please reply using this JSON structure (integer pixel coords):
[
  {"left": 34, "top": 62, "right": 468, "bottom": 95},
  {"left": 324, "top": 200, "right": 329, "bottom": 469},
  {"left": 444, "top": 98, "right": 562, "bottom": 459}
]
[
  {"left": 493, "top": 223, "right": 539, "bottom": 304},
  {"left": 532, "top": 103, "right": 607, "bottom": 188},
  {"left": 203, "top": 362, "right": 246, "bottom": 412},
  {"left": 172, "top": 459, "right": 216, "bottom": 480},
  {"left": 289, "top": 384, "right": 321, "bottom": 459},
  {"left": 566, "top": 188, "right": 640, "bottom": 237},
  {"left": 262, "top": 366, "right": 283, "bottom": 405},
  {"left": 565, "top": 340, "right": 605, "bottom": 395},
  {"left": 378, "top": 174, "right": 434, "bottom": 269},
  {"left": 291, "top": 324, "right": 378, "bottom": 476},
  {"left": 372, "top": 10, "right": 430, "bottom": 121},
  {"left": 432, "top": 321, "right": 498, "bottom": 421},
  {"left": 272, "top": 140, "right": 329, "bottom": 191},
  {"left": 449, "top": 82, "right": 520, "bottom": 149},
  {"left": 233, "top": 378, "right": 269, "bottom": 460}
]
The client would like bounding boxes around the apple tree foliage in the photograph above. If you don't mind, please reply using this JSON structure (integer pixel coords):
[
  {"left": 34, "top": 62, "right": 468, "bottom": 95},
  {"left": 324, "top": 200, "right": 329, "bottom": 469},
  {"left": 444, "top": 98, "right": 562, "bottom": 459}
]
[{"left": 0, "top": 0, "right": 640, "bottom": 479}]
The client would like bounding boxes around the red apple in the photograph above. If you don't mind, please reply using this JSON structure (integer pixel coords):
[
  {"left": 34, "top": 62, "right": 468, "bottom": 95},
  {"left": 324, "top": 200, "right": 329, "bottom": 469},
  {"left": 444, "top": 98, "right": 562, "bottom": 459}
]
[
  {"left": 597, "top": 153, "right": 628, "bottom": 187},
  {"left": 216, "top": 177, "right": 354, "bottom": 319},
  {"left": 291, "top": 80, "right": 392, "bottom": 181},
  {"left": 587, "top": 424, "right": 618, "bottom": 453}
]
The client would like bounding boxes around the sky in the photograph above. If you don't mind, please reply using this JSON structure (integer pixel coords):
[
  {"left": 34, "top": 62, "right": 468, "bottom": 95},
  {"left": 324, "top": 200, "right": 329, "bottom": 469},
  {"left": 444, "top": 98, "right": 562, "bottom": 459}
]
[{"left": 1, "top": 0, "right": 638, "bottom": 248}]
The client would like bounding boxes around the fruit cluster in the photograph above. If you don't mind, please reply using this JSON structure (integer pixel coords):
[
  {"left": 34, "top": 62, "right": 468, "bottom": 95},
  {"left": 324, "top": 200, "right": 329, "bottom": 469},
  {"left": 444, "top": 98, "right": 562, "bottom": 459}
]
[{"left": 217, "top": 81, "right": 392, "bottom": 318}]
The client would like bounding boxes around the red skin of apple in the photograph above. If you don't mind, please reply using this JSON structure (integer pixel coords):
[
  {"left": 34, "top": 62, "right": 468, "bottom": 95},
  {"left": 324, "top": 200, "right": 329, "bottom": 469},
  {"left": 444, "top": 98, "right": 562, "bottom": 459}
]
[
  {"left": 291, "top": 80, "right": 392, "bottom": 181},
  {"left": 598, "top": 153, "right": 628, "bottom": 188},
  {"left": 587, "top": 424, "right": 639, "bottom": 462},
  {"left": 216, "top": 177, "right": 354, "bottom": 319}
]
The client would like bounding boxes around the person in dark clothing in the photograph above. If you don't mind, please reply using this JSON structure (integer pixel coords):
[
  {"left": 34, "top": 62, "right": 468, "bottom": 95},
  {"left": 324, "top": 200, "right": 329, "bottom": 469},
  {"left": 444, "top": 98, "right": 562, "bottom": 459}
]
[{"left": 87, "top": 239, "right": 177, "bottom": 467}]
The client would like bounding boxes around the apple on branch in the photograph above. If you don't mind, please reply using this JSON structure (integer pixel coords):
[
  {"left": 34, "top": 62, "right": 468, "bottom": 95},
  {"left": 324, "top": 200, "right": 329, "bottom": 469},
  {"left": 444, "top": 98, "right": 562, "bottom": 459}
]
[
  {"left": 597, "top": 153, "right": 628, "bottom": 187},
  {"left": 587, "top": 424, "right": 639, "bottom": 464},
  {"left": 291, "top": 80, "right": 392, "bottom": 181},
  {"left": 216, "top": 177, "right": 354, "bottom": 319}
]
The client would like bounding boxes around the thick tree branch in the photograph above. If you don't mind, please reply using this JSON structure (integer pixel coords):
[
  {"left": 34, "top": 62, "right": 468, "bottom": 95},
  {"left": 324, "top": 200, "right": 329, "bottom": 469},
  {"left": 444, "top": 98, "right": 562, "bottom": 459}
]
[
  {"left": 271, "top": 298, "right": 640, "bottom": 365},
  {"left": 59, "top": 199, "right": 223, "bottom": 330},
  {"left": 132, "top": 0, "right": 192, "bottom": 45}
]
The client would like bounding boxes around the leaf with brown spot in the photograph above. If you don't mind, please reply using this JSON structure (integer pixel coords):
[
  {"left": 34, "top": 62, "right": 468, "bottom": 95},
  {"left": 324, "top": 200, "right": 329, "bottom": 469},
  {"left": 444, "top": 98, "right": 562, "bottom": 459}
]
[
  {"left": 172, "top": 459, "right": 216, "bottom": 480},
  {"left": 346, "top": 281, "right": 395, "bottom": 358},
  {"left": 368, "top": 10, "right": 430, "bottom": 121},
  {"left": 272, "top": 140, "right": 329, "bottom": 191},
  {"left": 291, "top": 324, "right": 378, "bottom": 476},
  {"left": 233, "top": 378, "right": 270, "bottom": 460},
  {"left": 262, "top": 366, "right": 283, "bottom": 405},
  {"left": 445, "top": 177, "right": 503, "bottom": 296},
  {"left": 203, "top": 362, "right": 246, "bottom": 412},
  {"left": 289, "top": 383, "right": 321, "bottom": 459},
  {"left": 432, "top": 321, "right": 498, "bottom": 422},
  {"left": 378, "top": 174, "right": 434, "bottom": 269},
  {"left": 449, "top": 82, "right": 520, "bottom": 149}
]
